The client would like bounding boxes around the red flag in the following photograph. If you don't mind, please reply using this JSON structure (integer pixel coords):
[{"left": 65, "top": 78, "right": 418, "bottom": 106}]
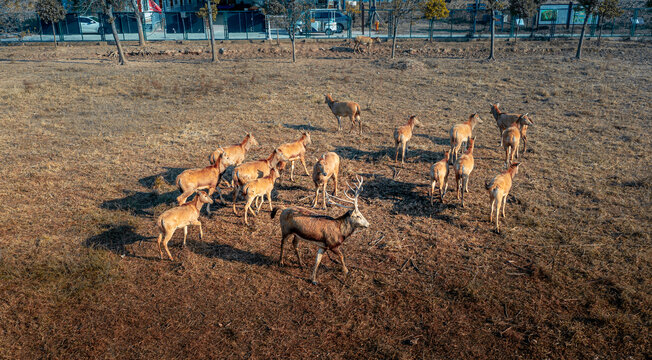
[{"left": 149, "top": 0, "right": 162, "bottom": 13}]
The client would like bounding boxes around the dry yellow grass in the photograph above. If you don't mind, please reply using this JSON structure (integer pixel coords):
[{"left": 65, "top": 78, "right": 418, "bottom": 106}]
[{"left": 0, "top": 39, "right": 650, "bottom": 359}]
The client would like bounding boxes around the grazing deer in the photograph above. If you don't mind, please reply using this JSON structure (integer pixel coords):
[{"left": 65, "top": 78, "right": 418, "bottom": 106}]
[
  {"left": 324, "top": 93, "right": 362, "bottom": 133},
  {"left": 454, "top": 138, "right": 475, "bottom": 208},
  {"left": 176, "top": 152, "right": 229, "bottom": 213},
  {"left": 449, "top": 113, "right": 482, "bottom": 163},
  {"left": 209, "top": 132, "right": 259, "bottom": 186},
  {"left": 271, "top": 176, "right": 369, "bottom": 285},
  {"left": 394, "top": 115, "right": 421, "bottom": 164},
  {"left": 277, "top": 132, "right": 312, "bottom": 182},
  {"left": 490, "top": 103, "right": 533, "bottom": 152},
  {"left": 232, "top": 149, "right": 287, "bottom": 215},
  {"left": 242, "top": 168, "right": 280, "bottom": 225},
  {"left": 353, "top": 35, "right": 381, "bottom": 53},
  {"left": 312, "top": 152, "right": 340, "bottom": 209},
  {"left": 486, "top": 162, "right": 521, "bottom": 233},
  {"left": 156, "top": 190, "right": 213, "bottom": 261},
  {"left": 429, "top": 150, "right": 450, "bottom": 204}
]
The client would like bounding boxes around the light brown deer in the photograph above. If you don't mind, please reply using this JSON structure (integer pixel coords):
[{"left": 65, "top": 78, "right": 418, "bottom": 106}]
[
  {"left": 485, "top": 162, "right": 521, "bottom": 233},
  {"left": 209, "top": 132, "right": 259, "bottom": 186},
  {"left": 429, "top": 150, "right": 450, "bottom": 204},
  {"left": 271, "top": 176, "right": 369, "bottom": 284},
  {"left": 353, "top": 35, "right": 381, "bottom": 53},
  {"left": 490, "top": 103, "right": 533, "bottom": 152},
  {"left": 175, "top": 152, "right": 230, "bottom": 213},
  {"left": 449, "top": 113, "right": 482, "bottom": 163},
  {"left": 454, "top": 138, "right": 475, "bottom": 208},
  {"left": 312, "top": 152, "right": 340, "bottom": 209},
  {"left": 242, "top": 168, "right": 281, "bottom": 225},
  {"left": 324, "top": 93, "right": 362, "bottom": 133},
  {"left": 277, "top": 132, "right": 312, "bottom": 182},
  {"left": 394, "top": 115, "right": 421, "bottom": 164},
  {"left": 232, "top": 148, "right": 287, "bottom": 215},
  {"left": 156, "top": 190, "right": 213, "bottom": 261}
]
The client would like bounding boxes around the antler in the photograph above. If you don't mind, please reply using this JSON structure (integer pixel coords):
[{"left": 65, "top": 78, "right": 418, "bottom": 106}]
[{"left": 326, "top": 175, "right": 364, "bottom": 210}]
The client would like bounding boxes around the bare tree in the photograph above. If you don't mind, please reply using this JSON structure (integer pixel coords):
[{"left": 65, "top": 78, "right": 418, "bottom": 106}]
[
  {"left": 486, "top": 0, "right": 506, "bottom": 60},
  {"left": 104, "top": 0, "right": 128, "bottom": 65},
  {"left": 36, "top": 0, "right": 66, "bottom": 47},
  {"left": 263, "top": 0, "right": 310, "bottom": 63},
  {"left": 129, "top": 0, "right": 145, "bottom": 46},
  {"left": 388, "top": 0, "right": 421, "bottom": 59},
  {"left": 197, "top": 0, "right": 219, "bottom": 62},
  {"left": 596, "top": 0, "right": 622, "bottom": 46},
  {"left": 575, "top": 0, "right": 599, "bottom": 59},
  {"left": 508, "top": 0, "right": 542, "bottom": 40}
]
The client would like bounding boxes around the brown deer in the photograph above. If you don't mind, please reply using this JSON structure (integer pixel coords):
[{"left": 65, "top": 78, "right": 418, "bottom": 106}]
[
  {"left": 242, "top": 168, "right": 281, "bottom": 225},
  {"left": 209, "top": 132, "right": 259, "bottom": 186},
  {"left": 277, "top": 132, "right": 312, "bottom": 182},
  {"left": 324, "top": 93, "right": 362, "bottom": 133},
  {"left": 312, "top": 152, "right": 340, "bottom": 209},
  {"left": 232, "top": 148, "right": 287, "bottom": 215},
  {"left": 429, "top": 150, "right": 450, "bottom": 204},
  {"left": 449, "top": 113, "right": 482, "bottom": 163},
  {"left": 394, "top": 115, "right": 421, "bottom": 164},
  {"left": 271, "top": 176, "right": 369, "bottom": 284},
  {"left": 175, "top": 152, "right": 230, "bottom": 213},
  {"left": 353, "top": 35, "right": 381, "bottom": 53},
  {"left": 156, "top": 190, "right": 213, "bottom": 261},
  {"left": 485, "top": 162, "right": 521, "bottom": 233},
  {"left": 454, "top": 138, "right": 475, "bottom": 208},
  {"left": 490, "top": 103, "right": 533, "bottom": 152}
]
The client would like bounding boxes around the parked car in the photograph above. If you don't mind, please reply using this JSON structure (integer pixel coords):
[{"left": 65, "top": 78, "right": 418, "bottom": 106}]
[
  {"left": 296, "top": 11, "right": 338, "bottom": 35},
  {"left": 79, "top": 16, "right": 100, "bottom": 34},
  {"left": 312, "top": 10, "right": 351, "bottom": 33}
]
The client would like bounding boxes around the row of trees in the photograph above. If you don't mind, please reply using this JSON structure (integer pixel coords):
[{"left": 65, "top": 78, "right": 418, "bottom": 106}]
[{"left": 10, "top": 0, "right": 631, "bottom": 64}]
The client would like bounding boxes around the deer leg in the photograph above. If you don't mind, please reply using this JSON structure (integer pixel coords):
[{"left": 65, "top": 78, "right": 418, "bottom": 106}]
[
  {"left": 461, "top": 176, "right": 467, "bottom": 208},
  {"left": 312, "top": 186, "right": 320, "bottom": 208},
  {"left": 456, "top": 174, "right": 461, "bottom": 200},
  {"left": 163, "top": 231, "right": 175, "bottom": 261},
  {"left": 176, "top": 189, "right": 193, "bottom": 206},
  {"left": 401, "top": 141, "right": 407, "bottom": 164},
  {"left": 300, "top": 155, "right": 310, "bottom": 176},
  {"left": 430, "top": 180, "right": 435, "bottom": 204},
  {"left": 490, "top": 196, "right": 496, "bottom": 222},
  {"left": 322, "top": 182, "right": 327, "bottom": 210},
  {"left": 267, "top": 191, "right": 273, "bottom": 211},
  {"left": 502, "top": 194, "right": 507, "bottom": 218},
  {"left": 192, "top": 219, "right": 203, "bottom": 240},
  {"left": 292, "top": 236, "right": 304, "bottom": 268},
  {"left": 232, "top": 185, "right": 240, "bottom": 215},
  {"left": 336, "top": 115, "right": 341, "bottom": 131},
  {"left": 311, "top": 247, "right": 325, "bottom": 285},
  {"left": 157, "top": 232, "right": 164, "bottom": 259},
  {"left": 332, "top": 247, "right": 348, "bottom": 275},
  {"left": 279, "top": 233, "right": 291, "bottom": 266},
  {"left": 443, "top": 180, "right": 448, "bottom": 200},
  {"left": 290, "top": 161, "right": 295, "bottom": 182},
  {"left": 522, "top": 136, "right": 527, "bottom": 155},
  {"left": 244, "top": 196, "right": 255, "bottom": 225},
  {"left": 332, "top": 172, "right": 338, "bottom": 196},
  {"left": 464, "top": 175, "right": 469, "bottom": 193},
  {"left": 495, "top": 194, "right": 502, "bottom": 232},
  {"left": 183, "top": 226, "right": 188, "bottom": 247},
  {"left": 349, "top": 116, "right": 355, "bottom": 133}
]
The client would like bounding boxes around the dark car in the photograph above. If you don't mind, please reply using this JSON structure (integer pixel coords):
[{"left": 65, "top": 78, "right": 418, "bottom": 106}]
[{"left": 312, "top": 10, "right": 351, "bottom": 33}]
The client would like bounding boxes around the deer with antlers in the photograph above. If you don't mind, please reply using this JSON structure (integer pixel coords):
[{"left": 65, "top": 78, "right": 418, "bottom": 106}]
[
  {"left": 271, "top": 175, "right": 369, "bottom": 285},
  {"left": 209, "top": 132, "right": 259, "bottom": 186}
]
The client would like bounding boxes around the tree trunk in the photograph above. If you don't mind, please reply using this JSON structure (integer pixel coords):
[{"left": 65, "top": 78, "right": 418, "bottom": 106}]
[
  {"left": 597, "top": 15, "right": 603, "bottom": 46},
  {"left": 207, "top": 0, "right": 217, "bottom": 62},
  {"left": 575, "top": 14, "right": 589, "bottom": 59},
  {"left": 488, "top": 10, "right": 495, "bottom": 60},
  {"left": 52, "top": 22, "right": 57, "bottom": 47},
  {"left": 429, "top": 18, "right": 433, "bottom": 42},
  {"left": 107, "top": 4, "right": 128, "bottom": 65},
  {"left": 130, "top": 0, "right": 146, "bottom": 46},
  {"left": 391, "top": 18, "right": 398, "bottom": 59},
  {"left": 291, "top": 36, "right": 296, "bottom": 63}
]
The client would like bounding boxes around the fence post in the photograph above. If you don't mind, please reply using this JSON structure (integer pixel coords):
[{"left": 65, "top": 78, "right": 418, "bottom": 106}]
[
  {"left": 471, "top": 0, "right": 479, "bottom": 37},
  {"left": 509, "top": 16, "right": 514, "bottom": 38},
  {"left": 630, "top": 8, "right": 637, "bottom": 37}
]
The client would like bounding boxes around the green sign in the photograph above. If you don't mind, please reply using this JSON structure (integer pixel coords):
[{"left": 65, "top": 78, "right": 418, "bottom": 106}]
[{"left": 541, "top": 9, "right": 558, "bottom": 22}]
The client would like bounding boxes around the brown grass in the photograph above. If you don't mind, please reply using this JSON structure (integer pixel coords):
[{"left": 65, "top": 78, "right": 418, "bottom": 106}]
[{"left": 0, "top": 39, "right": 650, "bottom": 359}]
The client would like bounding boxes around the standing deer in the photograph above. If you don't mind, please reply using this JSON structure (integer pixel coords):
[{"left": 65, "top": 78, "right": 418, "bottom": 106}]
[
  {"left": 277, "top": 132, "right": 312, "bottom": 182},
  {"left": 353, "top": 35, "right": 381, "bottom": 53},
  {"left": 394, "top": 115, "right": 421, "bottom": 164},
  {"left": 486, "top": 162, "right": 521, "bottom": 233},
  {"left": 209, "top": 132, "right": 259, "bottom": 186},
  {"left": 156, "top": 190, "right": 213, "bottom": 261},
  {"left": 324, "top": 93, "right": 362, "bottom": 133},
  {"left": 490, "top": 103, "right": 533, "bottom": 153},
  {"left": 454, "top": 138, "right": 475, "bottom": 208},
  {"left": 176, "top": 151, "right": 229, "bottom": 213},
  {"left": 312, "top": 152, "right": 340, "bottom": 209},
  {"left": 429, "top": 150, "right": 450, "bottom": 204},
  {"left": 242, "top": 168, "right": 281, "bottom": 225},
  {"left": 232, "top": 149, "right": 287, "bottom": 215},
  {"left": 271, "top": 176, "right": 369, "bottom": 285},
  {"left": 449, "top": 113, "right": 482, "bottom": 163}
]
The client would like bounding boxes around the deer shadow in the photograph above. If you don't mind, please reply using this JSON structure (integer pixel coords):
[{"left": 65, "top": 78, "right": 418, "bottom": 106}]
[
  {"left": 283, "top": 123, "right": 328, "bottom": 133},
  {"left": 100, "top": 190, "right": 178, "bottom": 217},
  {"left": 138, "top": 167, "right": 185, "bottom": 188},
  {"left": 84, "top": 224, "right": 157, "bottom": 259},
  {"left": 334, "top": 146, "right": 388, "bottom": 162},
  {"left": 360, "top": 173, "right": 455, "bottom": 221},
  {"left": 415, "top": 133, "right": 450, "bottom": 147},
  {"left": 187, "top": 240, "right": 273, "bottom": 266}
]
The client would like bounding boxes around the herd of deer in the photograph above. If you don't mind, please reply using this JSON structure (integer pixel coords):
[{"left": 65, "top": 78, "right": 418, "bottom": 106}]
[{"left": 155, "top": 97, "right": 533, "bottom": 284}]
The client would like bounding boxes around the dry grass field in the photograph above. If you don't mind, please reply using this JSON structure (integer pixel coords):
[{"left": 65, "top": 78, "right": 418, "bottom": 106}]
[{"left": 0, "top": 39, "right": 650, "bottom": 359}]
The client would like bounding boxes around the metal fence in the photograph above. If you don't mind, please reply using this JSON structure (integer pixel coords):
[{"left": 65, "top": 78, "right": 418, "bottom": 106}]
[{"left": 1, "top": 8, "right": 650, "bottom": 43}]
